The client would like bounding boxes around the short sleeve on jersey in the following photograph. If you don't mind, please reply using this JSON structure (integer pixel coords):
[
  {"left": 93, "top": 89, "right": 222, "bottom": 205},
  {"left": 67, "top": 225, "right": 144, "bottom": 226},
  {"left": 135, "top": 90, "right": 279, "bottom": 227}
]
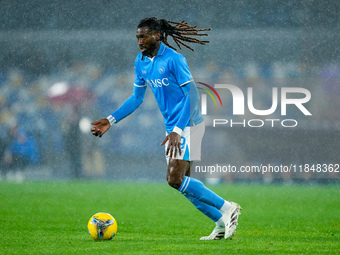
[{"left": 171, "top": 54, "right": 193, "bottom": 86}]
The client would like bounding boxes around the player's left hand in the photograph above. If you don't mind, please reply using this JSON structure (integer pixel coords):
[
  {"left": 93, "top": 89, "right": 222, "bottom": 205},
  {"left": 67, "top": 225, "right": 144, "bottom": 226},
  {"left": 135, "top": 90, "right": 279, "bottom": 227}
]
[{"left": 161, "top": 132, "right": 182, "bottom": 158}]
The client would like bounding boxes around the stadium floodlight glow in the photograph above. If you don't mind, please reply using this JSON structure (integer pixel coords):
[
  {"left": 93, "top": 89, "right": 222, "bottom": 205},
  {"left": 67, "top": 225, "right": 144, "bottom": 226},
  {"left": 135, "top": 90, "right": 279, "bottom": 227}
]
[
  {"left": 79, "top": 117, "right": 92, "bottom": 133},
  {"left": 47, "top": 82, "right": 69, "bottom": 97}
]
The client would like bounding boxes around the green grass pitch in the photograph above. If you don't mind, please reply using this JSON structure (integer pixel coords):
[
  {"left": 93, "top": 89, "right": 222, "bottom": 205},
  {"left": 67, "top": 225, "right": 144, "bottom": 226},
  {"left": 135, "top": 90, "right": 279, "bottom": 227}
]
[{"left": 0, "top": 181, "right": 339, "bottom": 254}]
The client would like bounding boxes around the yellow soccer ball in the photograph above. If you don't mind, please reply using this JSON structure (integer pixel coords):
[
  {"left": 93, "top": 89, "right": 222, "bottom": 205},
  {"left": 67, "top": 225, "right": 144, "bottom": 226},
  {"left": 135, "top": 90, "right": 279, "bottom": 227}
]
[{"left": 87, "top": 212, "right": 117, "bottom": 240}]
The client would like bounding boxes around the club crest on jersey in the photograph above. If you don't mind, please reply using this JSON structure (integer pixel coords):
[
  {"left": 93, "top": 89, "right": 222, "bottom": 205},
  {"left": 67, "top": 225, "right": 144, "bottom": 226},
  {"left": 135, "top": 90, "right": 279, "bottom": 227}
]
[
  {"left": 159, "top": 66, "right": 165, "bottom": 74},
  {"left": 142, "top": 70, "right": 147, "bottom": 74},
  {"left": 146, "top": 78, "right": 169, "bottom": 87}
]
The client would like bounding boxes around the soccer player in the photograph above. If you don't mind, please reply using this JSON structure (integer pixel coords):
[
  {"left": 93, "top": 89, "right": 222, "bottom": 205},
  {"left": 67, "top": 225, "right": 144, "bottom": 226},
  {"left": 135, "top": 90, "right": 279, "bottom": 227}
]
[{"left": 91, "top": 17, "right": 241, "bottom": 240}]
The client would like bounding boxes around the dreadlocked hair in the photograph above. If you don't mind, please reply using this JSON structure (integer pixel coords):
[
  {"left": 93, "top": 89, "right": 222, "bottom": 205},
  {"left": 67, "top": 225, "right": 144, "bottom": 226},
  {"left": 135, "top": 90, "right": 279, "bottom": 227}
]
[{"left": 138, "top": 17, "right": 211, "bottom": 51}]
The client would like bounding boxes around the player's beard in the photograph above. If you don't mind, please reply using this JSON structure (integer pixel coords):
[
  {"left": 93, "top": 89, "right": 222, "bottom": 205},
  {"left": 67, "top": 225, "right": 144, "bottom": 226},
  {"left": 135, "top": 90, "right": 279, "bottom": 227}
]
[{"left": 142, "top": 42, "right": 157, "bottom": 58}]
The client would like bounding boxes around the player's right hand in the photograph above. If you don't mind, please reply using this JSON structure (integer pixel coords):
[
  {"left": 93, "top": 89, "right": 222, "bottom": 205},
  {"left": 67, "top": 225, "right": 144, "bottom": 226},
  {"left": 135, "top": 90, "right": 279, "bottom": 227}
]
[
  {"left": 160, "top": 132, "right": 182, "bottom": 159},
  {"left": 91, "top": 119, "right": 111, "bottom": 138}
]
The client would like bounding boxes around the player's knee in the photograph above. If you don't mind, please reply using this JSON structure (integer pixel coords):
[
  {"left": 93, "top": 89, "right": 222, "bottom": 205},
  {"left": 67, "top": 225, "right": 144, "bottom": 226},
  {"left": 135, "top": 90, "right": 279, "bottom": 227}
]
[
  {"left": 167, "top": 159, "right": 188, "bottom": 189},
  {"left": 167, "top": 174, "right": 183, "bottom": 190}
]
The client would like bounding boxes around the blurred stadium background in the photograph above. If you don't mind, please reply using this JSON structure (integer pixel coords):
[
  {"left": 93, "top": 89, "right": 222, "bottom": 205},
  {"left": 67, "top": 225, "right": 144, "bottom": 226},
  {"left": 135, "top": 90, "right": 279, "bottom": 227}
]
[{"left": 0, "top": 0, "right": 339, "bottom": 182}]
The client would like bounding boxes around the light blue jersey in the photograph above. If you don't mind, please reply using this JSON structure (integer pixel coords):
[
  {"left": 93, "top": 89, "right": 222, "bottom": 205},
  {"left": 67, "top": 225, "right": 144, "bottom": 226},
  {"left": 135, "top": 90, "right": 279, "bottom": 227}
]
[
  {"left": 135, "top": 43, "right": 203, "bottom": 133},
  {"left": 111, "top": 42, "right": 203, "bottom": 134}
]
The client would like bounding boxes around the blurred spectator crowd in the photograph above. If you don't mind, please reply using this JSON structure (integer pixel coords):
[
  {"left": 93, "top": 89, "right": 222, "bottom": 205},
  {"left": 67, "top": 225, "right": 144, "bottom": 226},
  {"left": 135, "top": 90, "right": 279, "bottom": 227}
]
[
  {"left": 0, "top": 2, "right": 339, "bottom": 181},
  {"left": 0, "top": 49, "right": 339, "bottom": 181}
]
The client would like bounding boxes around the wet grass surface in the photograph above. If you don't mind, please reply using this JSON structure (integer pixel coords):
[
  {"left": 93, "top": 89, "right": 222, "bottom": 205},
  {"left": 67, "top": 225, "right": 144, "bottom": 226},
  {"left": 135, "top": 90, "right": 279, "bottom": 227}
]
[{"left": 0, "top": 181, "right": 339, "bottom": 254}]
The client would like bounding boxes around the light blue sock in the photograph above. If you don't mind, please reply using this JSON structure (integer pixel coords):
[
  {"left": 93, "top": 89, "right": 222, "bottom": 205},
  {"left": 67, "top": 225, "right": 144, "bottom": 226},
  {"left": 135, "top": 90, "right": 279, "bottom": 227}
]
[
  {"left": 178, "top": 176, "right": 225, "bottom": 220},
  {"left": 184, "top": 193, "right": 222, "bottom": 222}
]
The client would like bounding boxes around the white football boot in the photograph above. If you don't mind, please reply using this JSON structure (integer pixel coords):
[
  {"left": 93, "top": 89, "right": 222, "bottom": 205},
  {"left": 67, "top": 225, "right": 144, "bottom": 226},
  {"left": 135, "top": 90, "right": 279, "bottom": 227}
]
[
  {"left": 222, "top": 202, "right": 242, "bottom": 239},
  {"left": 200, "top": 225, "right": 225, "bottom": 240}
]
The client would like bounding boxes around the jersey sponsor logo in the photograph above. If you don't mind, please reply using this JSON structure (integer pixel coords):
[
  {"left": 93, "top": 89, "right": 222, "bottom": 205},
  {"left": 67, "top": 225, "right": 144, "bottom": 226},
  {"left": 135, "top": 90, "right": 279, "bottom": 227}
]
[{"left": 146, "top": 78, "right": 170, "bottom": 87}]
